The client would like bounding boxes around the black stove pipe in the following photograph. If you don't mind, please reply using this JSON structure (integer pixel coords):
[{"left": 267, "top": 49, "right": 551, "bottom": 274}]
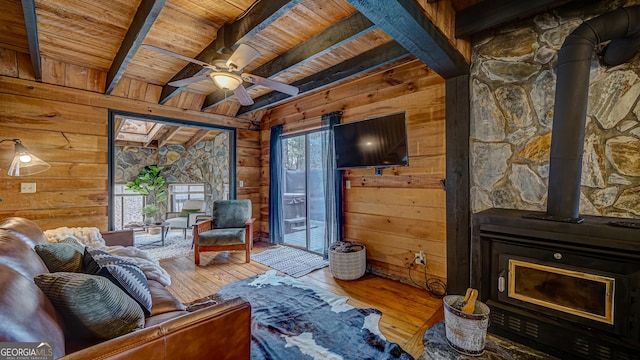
[{"left": 546, "top": 6, "right": 640, "bottom": 221}]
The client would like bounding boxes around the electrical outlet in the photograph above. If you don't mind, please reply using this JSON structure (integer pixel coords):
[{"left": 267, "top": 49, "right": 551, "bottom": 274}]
[
  {"left": 414, "top": 251, "right": 426, "bottom": 265},
  {"left": 239, "top": 180, "right": 244, "bottom": 187},
  {"left": 21, "top": 183, "right": 36, "bottom": 193},
  {"left": 345, "top": 180, "right": 351, "bottom": 189}
]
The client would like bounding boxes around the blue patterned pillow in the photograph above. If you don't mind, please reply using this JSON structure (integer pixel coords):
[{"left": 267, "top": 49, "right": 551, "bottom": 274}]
[{"left": 83, "top": 248, "right": 152, "bottom": 315}]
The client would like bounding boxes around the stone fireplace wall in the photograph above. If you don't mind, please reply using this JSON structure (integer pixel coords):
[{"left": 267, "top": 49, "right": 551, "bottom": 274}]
[
  {"left": 470, "top": 0, "right": 640, "bottom": 218},
  {"left": 115, "top": 132, "right": 230, "bottom": 214}
]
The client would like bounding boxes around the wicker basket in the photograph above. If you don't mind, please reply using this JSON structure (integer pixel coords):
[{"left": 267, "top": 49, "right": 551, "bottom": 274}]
[{"left": 329, "top": 241, "right": 366, "bottom": 280}]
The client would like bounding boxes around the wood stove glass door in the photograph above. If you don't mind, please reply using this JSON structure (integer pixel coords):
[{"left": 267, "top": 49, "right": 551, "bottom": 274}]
[{"left": 507, "top": 259, "right": 615, "bottom": 325}]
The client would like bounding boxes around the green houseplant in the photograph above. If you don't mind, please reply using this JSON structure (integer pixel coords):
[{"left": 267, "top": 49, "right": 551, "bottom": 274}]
[{"left": 126, "top": 165, "right": 168, "bottom": 224}]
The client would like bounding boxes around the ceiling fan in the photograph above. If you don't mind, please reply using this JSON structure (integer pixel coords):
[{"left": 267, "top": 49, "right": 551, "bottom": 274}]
[{"left": 142, "top": 44, "right": 299, "bottom": 106}]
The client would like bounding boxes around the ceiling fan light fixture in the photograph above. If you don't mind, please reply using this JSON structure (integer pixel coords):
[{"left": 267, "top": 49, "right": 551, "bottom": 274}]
[{"left": 210, "top": 72, "right": 243, "bottom": 91}]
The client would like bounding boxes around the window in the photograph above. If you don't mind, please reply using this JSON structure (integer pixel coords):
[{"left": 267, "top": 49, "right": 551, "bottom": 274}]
[
  {"left": 113, "top": 184, "right": 145, "bottom": 230},
  {"left": 169, "top": 184, "right": 205, "bottom": 212}
]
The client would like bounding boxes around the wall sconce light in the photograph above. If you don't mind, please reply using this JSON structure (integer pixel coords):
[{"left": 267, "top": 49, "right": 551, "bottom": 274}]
[{"left": 0, "top": 139, "right": 51, "bottom": 176}]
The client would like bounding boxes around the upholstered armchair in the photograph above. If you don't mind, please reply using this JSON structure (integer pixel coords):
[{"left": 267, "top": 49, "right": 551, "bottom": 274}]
[
  {"left": 193, "top": 199, "right": 255, "bottom": 265},
  {"left": 164, "top": 199, "right": 206, "bottom": 239}
]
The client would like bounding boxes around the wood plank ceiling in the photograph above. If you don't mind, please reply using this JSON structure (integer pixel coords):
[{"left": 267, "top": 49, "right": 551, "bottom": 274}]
[{"left": 1, "top": 0, "right": 575, "bottom": 147}]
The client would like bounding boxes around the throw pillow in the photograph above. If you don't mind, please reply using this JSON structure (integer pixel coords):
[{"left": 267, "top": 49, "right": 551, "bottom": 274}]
[
  {"left": 35, "top": 238, "right": 85, "bottom": 273},
  {"left": 179, "top": 208, "right": 201, "bottom": 217},
  {"left": 34, "top": 272, "right": 144, "bottom": 339},
  {"left": 83, "top": 248, "right": 152, "bottom": 315}
]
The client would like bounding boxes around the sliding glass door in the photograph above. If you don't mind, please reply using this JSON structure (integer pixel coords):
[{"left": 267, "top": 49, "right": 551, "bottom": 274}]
[{"left": 281, "top": 131, "right": 328, "bottom": 254}]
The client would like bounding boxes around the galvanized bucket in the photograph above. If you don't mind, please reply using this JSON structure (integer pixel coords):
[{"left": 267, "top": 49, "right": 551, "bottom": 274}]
[{"left": 443, "top": 295, "right": 490, "bottom": 356}]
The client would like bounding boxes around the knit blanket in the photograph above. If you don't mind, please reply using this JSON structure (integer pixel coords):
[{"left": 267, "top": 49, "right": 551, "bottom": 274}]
[{"left": 44, "top": 227, "right": 171, "bottom": 286}]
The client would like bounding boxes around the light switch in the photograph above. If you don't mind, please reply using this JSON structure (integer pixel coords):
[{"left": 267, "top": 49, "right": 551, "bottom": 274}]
[
  {"left": 239, "top": 180, "right": 244, "bottom": 187},
  {"left": 345, "top": 180, "right": 351, "bottom": 189},
  {"left": 21, "top": 183, "right": 36, "bottom": 193}
]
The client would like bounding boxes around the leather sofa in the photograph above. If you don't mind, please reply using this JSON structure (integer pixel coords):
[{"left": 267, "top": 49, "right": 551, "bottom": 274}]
[{"left": 0, "top": 217, "right": 251, "bottom": 359}]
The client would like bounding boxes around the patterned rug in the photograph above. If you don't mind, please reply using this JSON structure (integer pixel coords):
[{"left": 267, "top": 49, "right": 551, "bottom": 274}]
[
  {"left": 250, "top": 246, "right": 328, "bottom": 278},
  {"left": 134, "top": 231, "right": 193, "bottom": 261},
  {"left": 216, "top": 270, "right": 412, "bottom": 360}
]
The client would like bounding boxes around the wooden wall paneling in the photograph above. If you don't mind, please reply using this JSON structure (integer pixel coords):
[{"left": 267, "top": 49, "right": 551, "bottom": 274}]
[
  {"left": 260, "top": 59, "right": 447, "bottom": 285},
  {"left": 16, "top": 51, "right": 35, "bottom": 80},
  {"left": 144, "top": 83, "right": 162, "bottom": 103},
  {"left": 64, "top": 63, "right": 89, "bottom": 90},
  {"left": 86, "top": 68, "right": 106, "bottom": 93},
  {"left": 127, "top": 78, "right": 149, "bottom": 101},
  {"left": 0, "top": 48, "right": 18, "bottom": 77},
  {"left": 41, "top": 56, "right": 65, "bottom": 85},
  {"left": 0, "top": 69, "right": 258, "bottom": 231},
  {"left": 110, "top": 76, "right": 131, "bottom": 98}
]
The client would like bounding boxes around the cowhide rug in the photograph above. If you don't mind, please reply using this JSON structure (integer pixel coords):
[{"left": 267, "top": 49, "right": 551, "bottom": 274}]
[{"left": 216, "top": 270, "right": 413, "bottom": 360}]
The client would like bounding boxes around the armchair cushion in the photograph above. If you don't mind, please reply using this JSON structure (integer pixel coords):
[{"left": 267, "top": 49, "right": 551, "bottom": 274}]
[
  {"left": 198, "top": 228, "right": 245, "bottom": 246},
  {"left": 179, "top": 208, "right": 202, "bottom": 217},
  {"left": 212, "top": 200, "right": 251, "bottom": 229}
]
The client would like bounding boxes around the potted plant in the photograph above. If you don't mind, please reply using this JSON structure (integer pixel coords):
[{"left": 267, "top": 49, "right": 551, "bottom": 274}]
[{"left": 126, "top": 165, "right": 168, "bottom": 225}]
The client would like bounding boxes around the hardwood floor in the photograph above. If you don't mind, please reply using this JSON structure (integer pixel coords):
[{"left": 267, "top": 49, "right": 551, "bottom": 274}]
[{"left": 160, "top": 242, "right": 444, "bottom": 358}]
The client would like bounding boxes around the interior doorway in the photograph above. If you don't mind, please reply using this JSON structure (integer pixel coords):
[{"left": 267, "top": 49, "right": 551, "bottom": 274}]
[
  {"left": 108, "top": 111, "right": 236, "bottom": 232},
  {"left": 281, "top": 131, "right": 329, "bottom": 254}
]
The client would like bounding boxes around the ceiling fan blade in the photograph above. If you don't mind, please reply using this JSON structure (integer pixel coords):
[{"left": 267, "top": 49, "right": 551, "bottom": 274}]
[
  {"left": 142, "top": 44, "right": 211, "bottom": 68},
  {"left": 233, "top": 85, "right": 254, "bottom": 106},
  {"left": 242, "top": 73, "right": 299, "bottom": 96},
  {"left": 168, "top": 74, "right": 210, "bottom": 87},
  {"left": 226, "top": 44, "right": 260, "bottom": 71}
]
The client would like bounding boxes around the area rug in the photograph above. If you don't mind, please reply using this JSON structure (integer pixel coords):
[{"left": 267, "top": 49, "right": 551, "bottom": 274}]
[
  {"left": 216, "top": 270, "right": 412, "bottom": 360},
  {"left": 134, "top": 232, "right": 193, "bottom": 261},
  {"left": 250, "top": 246, "right": 329, "bottom": 278}
]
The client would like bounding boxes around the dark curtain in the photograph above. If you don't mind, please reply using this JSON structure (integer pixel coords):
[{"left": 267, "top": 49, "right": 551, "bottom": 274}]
[
  {"left": 321, "top": 111, "right": 343, "bottom": 258},
  {"left": 269, "top": 125, "right": 284, "bottom": 244}
]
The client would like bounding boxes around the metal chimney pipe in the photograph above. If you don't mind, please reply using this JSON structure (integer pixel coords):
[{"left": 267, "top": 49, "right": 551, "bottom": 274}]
[{"left": 544, "top": 6, "right": 640, "bottom": 221}]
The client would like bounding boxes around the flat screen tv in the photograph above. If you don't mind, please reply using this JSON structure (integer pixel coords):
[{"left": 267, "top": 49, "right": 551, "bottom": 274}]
[{"left": 333, "top": 112, "right": 408, "bottom": 170}]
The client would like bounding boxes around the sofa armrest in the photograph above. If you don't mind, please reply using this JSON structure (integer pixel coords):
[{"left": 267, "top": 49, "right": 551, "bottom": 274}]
[
  {"left": 101, "top": 229, "right": 134, "bottom": 247},
  {"left": 60, "top": 297, "right": 251, "bottom": 360}
]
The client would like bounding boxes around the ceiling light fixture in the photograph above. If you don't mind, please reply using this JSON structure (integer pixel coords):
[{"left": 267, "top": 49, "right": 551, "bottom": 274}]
[
  {"left": 0, "top": 139, "right": 51, "bottom": 176},
  {"left": 209, "top": 72, "right": 243, "bottom": 91}
]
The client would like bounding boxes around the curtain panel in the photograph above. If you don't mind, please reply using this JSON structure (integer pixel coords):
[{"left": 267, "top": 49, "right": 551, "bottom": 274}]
[{"left": 268, "top": 125, "right": 284, "bottom": 244}]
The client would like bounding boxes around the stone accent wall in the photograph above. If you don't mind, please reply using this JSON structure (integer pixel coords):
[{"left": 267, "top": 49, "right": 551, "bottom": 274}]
[
  {"left": 115, "top": 132, "right": 230, "bottom": 214},
  {"left": 470, "top": 0, "right": 640, "bottom": 218}
]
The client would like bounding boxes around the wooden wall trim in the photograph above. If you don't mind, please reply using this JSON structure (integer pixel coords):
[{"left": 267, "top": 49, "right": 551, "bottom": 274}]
[
  {"left": 0, "top": 76, "right": 254, "bottom": 130},
  {"left": 445, "top": 74, "right": 470, "bottom": 294}
]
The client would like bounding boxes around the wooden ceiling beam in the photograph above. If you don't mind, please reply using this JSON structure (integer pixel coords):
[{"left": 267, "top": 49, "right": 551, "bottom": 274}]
[
  {"left": 144, "top": 123, "right": 164, "bottom": 147},
  {"left": 184, "top": 129, "right": 209, "bottom": 150},
  {"left": 455, "top": 0, "right": 575, "bottom": 37},
  {"left": 236, "top": 41, "right": 410, "bottom": 116},
  {"left": 159, "top": 0, "right": 302, "bottom": 105},
  {"left": 158, "top": 126, "right": 181, "bottom": 148},
  {"left": 346, "top": 0, "right": 468, "bottom": 79},
  {"left": 105, "top": 0, "right": 166, "bottom": 94},
  {"left": 20, "top": 0, "right": 41, "bottom": 81},
  {"left": 203, "top": 11, "right": 377, "bottom": 109}
]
